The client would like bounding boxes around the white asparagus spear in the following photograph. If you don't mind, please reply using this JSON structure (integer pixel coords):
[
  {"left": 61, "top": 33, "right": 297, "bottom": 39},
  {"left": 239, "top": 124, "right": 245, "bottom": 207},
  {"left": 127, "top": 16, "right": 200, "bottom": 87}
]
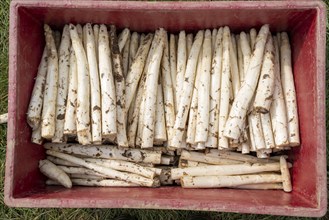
[
  {"left": 154, "top": 82, "right": 167, "bottom": 142},
  {"left": 93, "top": 24, "right": 99, "bottom": 62},
  {"left": 280, "top": 32, "right": 300, "bottom": 146},
  {"left": 69, "top": 24, "right": 91, "bottom": 145},
  {"left": 98, "top": 24, "right": 117, "bottom": 140},
  {"left": 44, "top": 143, "right": 162, "bottom": 164},
  {"left": 141, "top": 30, "right": 165, "bottom": 148},
  {"left": 47, "top": 155, "right": 80, "bottom": 167},
  {"left": 71, "top": 178, "right": 138, "bottom": 187},
  {"left": 132, "top": 120, "right": 143, "bottom": 145},
  {"left": 46, "top": 150, "right": 156, "bottom": 187},
  {"left": 187, "top": 160, "right": 210, "bottom": 167},
  {"left": 127, "top": 94, "right": 136, "bottom": 144},
  {"left": 250, "top": 28, "right": 257, "bottom": 51},
  {"left": 240, "top": 34, "right": 253, "bottom": 153},
  {"left": 57, "top": 166, "right": 106, "bottom": 177},
  {"left": 41, "top": 24, "right": 59, "bottom": 139},
  {"left": 27, "top": 47, "right": 48, "bottom": 129},
  {"left": 211, "top": 28, "right": 218, "bottom": 53},
  {"left": 231, "top": 34, "right": 237, "bottom": 52},
  {"left": 171, "top": 162, "right": 285, "bottom": 180},
  {"left": 31, "top": 126, "right": 43, "bottom": 145},
  {"left": 52, "top": 25, "right": 71, "bottom": 143},
  {"left": 171, "top": 30, "right": 204, "bottom": 148},
  {"left": 133, "top": 34, "right": 152, "bottom": 146},
  {"left": 105, "top": 160, "right": 161, "bottom": 174},
  {"left": 186, "top": 33, "right": 193, "bottom": 56},
  {"left": 136, "top": 86, "right": 146, "bottom": 147},
  {"left": 234, "top": 183, "right": 283, "bottom": 190},
  {"left": 118, "top": 28, "right": 130, "bottom": 53},
  {"left": 85, "top": 158, "right": 156, "bottom": 179},
  {"left": 180, "top": 130, "right": 189, "bottom": 149},
  {"left": 83, "top": 25, "right": 88, "bottom": 52},
  {"left": 248, "top": 116, "right": 257, "bottom": 152},
  {"left": 276, "top": 33, "right": 281, "bottom": 47},
  {"left": 129, "top": 32, "right": 140, "bottom": 65},
  {"left": 169, "top": 34, "right": 177, "bottom": 106},
  {"left": 239, "top": 31, "right": 251, "bottom": 83},
  {"left": 54, "top": 30, "right": 61, "bottom": 51},
  {"left": 161, "top": 33, "right": 175, "bottom": 146},
  {"left": 246, "top": 33, "right": 251, "bottom": 47},
  {"left": 236, "top": 34, "right": 244, "bottom": 83},
  {"left": 260, "top": 113, "right": 275, "bottom": 149},
  {"left": 206, "top": 28, "right": 223, "bottom": 148},
  {"left": 270, "top": 36, "right": 289, "bottom": 147},
  {"left": 109, "top": 25, "right": 128, "bottom": 147},
  {"left": 207, "top": 149, "right": 278, "bottom": 164},
  {"left": 45, "top": 178, "right": 137, "bottom": 187},
  {"left": 249, "top": 112, "right": 266, "bottom": 150},
  {"left": 45, "top": 179, "right": 86, "bottom": 185},
  {"left": 122, "top": 33, "right": 131, "bottom": 77},
  {"left": 69, "top": 174, "right": 104, "bottom": 180},
  {"left": 223, "top": 24, "right": 270, "bottom": 140},
  {"left": 180, "top": 150, "right": 243, "bottom": 165},
  {"left": 218, "top": 26, "right": 231, "bottom": 149},
  {"left": 175, "top": 31, "right": 187, "bottom": 108},
  {"left": 128, "top": 71, "right": 146, "bottom": 147},
  {"left": 139, "top": 33, "right": 145, "bottom": 44},
  {"left": 85, "top": 23, "right": 102, "bottom": 144},
  {"left": 280, "top": 156, "right": 292, "bottom": 192},
  {"left": 76, "top": 24, "right": 83, "bottom": 41},
  {"left": 186, "top": 49, "right": 202, "bottom": 145},
  {"left": 195, "top": 29, "right": 212, "bottom": 144},
  {"left": 136, "top": 33, "right": 161, "bottom": 143},
  {"left": 125, "top": 33, "right": 153, "bottom": 111},
  {"left": 181, "top": 173, "right": 282, "bottom": 188},
  {"left": 254, "top": 35, "right": 275, "bottom": 113},
  {"left": 39, "top": 159, "right": 72, "bottom": 188},
  {"left": 63, "top": 46, "right": 78, "bottom": 136},
  {"left": 230, "top": 33, "right": 240, "bottom": 97}
]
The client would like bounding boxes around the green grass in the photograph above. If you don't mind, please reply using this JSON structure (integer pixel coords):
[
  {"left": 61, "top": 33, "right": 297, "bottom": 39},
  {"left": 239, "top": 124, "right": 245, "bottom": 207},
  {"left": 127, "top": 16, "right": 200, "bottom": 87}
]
[{"left": 0, "top": 0, "right": 328, "bottom": 219}]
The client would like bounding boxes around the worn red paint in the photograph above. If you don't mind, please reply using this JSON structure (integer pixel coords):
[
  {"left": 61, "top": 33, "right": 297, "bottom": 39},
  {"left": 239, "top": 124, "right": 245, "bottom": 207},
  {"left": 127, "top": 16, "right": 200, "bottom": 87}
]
[{"left": 5, "top": 0, "right": 327, "bottom": 217}]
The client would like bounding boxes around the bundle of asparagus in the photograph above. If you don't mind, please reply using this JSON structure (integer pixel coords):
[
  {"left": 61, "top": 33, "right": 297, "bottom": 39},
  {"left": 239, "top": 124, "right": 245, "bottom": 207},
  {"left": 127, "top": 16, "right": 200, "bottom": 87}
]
[
  {"left": 40, "top": 143, "right": 169, "bottom": 188},
  {"left": 174, "top": 150, "right": 292, "bottom": 191},
  {"left": 27, "top": 23, "right": 298, "bottom": 191}
]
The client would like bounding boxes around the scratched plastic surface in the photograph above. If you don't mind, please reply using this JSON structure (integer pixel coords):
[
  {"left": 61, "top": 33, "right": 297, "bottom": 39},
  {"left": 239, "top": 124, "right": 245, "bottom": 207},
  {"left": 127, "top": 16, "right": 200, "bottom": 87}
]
[{"left": 5, "top": 0, "right": 327, "bottom": 217}]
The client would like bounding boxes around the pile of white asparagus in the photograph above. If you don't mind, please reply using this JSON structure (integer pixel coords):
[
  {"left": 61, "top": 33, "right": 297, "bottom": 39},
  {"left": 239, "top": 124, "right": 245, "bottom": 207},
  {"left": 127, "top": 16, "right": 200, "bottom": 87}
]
[
  {"left": 40, "top": 143, "right": 171, "bottom": 188},
  {"left": 27, "top": 23, "right": 299, "bottom": 191},
  {"left": 39, "top": 143, "right": 291, "bottom": 191}
]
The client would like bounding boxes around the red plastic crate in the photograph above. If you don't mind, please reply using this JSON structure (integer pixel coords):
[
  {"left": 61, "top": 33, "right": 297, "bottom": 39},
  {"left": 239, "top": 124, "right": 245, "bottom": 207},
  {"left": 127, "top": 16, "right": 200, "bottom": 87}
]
[{"left": 5, "top": 0, "right": 327, "bottom": 217}]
